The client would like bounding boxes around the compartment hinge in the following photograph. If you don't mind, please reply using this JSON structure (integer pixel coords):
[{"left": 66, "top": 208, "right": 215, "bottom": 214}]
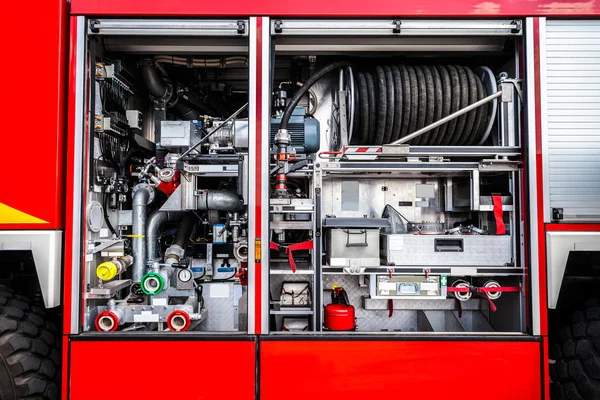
[
  {"left": 274, "top": 19, "right": 283, "bottom": 33},
  {"left": 237, "top": 20, "right": 246, "bottom": 34}
]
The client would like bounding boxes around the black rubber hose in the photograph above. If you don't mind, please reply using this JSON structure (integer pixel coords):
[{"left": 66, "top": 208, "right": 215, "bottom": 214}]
[
  {"left": 421, "top": 65, "right": 435, "bottom": 145},
  {"left": 374, "top": 67, "right": 387, "bottom": 145},
  {"left": 141, "top": 60, "right": 169, "bottom": 99},
  {"left": 174, "top": 102, "right": 201, "bottom": 120},
  {"left": 280, "top": 61, "right": 353, "bottom": 130},
  {"left": 365, "top": 72, "right": 377, "bottom": 145},
  {"left": 398, "top": 66, "right": 412, "bottom": 140},
  {"left": 172, "top": 214, "right": 196, "bottom": 249},
  {"left": 451, "top": 65, "right": 469, "bottom": 146},
  {"left": 390, "top": 66, "right": 403, "bottom": 143},
  {"left": 460, "top": 66, "right": 479, "bottom": 146},
  {"left": 435, "top": 65, "right": 452, "bottom": 146},
  {"left": 352, "top": 70, "right": 361, "bottom": 144},
  {"left": 413, "top": 66, "right": 427, "bottom": 145},
  {"left": 474, "top": 72, "right": 490, "bottom": 144},
  {"left": 470, "top": 73, "right": 485, "bottom": 146},
  {"left": 382, "top": 66, "right": 395, "bottom": 144},
  {"left": 358, "top": 72, "right": 369, "bottom": 145},
  {"left": 406, "top": 66, "right": 419, "bottom": 141},
  {"left": 428, "top": 66, "right": 443, "bottom": 146},
  {"left": 442, "top": 65, "right": 461, "bottom": 146}
]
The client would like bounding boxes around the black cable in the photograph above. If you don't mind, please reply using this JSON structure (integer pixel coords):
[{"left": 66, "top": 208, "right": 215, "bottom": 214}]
[
  {"left": 103, "top": 192, "right": 118, "bottom": 236},
  {"left": 280, "top": 61, "right": 353, "bottom": 130}
]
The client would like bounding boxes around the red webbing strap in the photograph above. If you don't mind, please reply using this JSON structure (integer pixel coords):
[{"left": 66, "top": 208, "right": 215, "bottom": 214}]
[
  {"left": 388, "top": 299, "right": 394, "bottom": 318},
  {"left": 269, "top": 240, "right": 314, "bottom": 273},
  {"left": 447, "top": 286, "right": 521, "bottom": 312},
  {"left": 492, "top": 193, "right": 506, "bottom": 235}
]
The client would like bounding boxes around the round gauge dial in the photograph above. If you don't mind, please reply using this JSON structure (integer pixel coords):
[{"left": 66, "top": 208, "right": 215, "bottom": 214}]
[{"left": 178, "top": 269, "right": 193, "bottom": 283}]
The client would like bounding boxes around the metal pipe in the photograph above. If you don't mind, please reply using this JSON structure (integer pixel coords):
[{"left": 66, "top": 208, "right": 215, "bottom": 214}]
[
  {"left": 196, "top": 190, "right": 242, "bottom": 212},
  {"left": 146, "top": 211, "right": 182, "bottom": 263},
  {"left": 178, "top": 102, "right": 248, "bottom": 160},
  {"left": 390, "top": 90, "right": 502, "bottom": 145},
  {"left": 132, "top": 184, "right": 154, "bottom": 283}
]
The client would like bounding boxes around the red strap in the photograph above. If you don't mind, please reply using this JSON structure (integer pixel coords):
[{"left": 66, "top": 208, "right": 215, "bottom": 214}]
[
  {"left": 388, "top": 299, "right": 394, "bottom": 318},
  {"left": 492, "top": 194, "right": 506, "bottom": 235},
  {"left": 269, "top": 240, "right": 313, "bottom": 273}
]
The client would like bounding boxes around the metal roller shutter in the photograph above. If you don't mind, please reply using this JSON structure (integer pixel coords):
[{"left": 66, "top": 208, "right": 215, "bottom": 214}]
[{"left": 543, "top": 19, "right": 600, "bottom": 222}]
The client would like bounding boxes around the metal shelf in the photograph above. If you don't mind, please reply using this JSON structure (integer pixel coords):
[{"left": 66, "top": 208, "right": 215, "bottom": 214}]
[{"left": 270, "top": 309, "right": 314, "bottom": 315}]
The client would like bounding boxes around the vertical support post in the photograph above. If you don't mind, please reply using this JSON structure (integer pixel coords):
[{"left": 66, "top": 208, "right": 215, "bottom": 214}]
[{"left": 248, "top": 17, "right": 271, "bottom": 335}]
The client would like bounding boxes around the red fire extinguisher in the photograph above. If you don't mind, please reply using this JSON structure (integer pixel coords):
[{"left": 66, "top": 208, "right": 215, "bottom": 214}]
[{"left": 324, "top": 285, "right": 356, "bottom": 331}]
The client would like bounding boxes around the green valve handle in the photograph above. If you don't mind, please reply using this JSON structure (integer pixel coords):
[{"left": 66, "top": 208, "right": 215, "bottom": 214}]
[{"left": 141, "top": 271, "right": 165, "bottom": 296}]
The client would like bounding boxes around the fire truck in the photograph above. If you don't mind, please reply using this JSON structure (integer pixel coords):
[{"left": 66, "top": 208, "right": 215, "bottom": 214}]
[{"left": 1, "top": 0, "right": 600, "bottom": 399}]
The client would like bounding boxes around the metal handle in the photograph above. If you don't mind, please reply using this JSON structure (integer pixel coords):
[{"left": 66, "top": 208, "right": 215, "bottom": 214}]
[
  {"left": 434, "top": 238, "right": 464, "bottom": 252},
  {"left": 344, "top": 229, "right": 368, "bottom": 247}
]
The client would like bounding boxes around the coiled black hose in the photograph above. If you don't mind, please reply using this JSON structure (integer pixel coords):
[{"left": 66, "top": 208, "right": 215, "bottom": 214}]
[
  {"left": 351, "top": 64, "right": 492, "bottom": 146},
  {"left": 280, "top": 61, "right": 353, "bottom": 130}
]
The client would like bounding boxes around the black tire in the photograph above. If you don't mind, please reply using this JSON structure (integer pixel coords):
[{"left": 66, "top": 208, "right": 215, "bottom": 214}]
[
  {"left": 551, "top": 298, "right": 600, "bottom": 400},
  {"left": 0, "top": 287, "right": 60, "bottom": 400}
]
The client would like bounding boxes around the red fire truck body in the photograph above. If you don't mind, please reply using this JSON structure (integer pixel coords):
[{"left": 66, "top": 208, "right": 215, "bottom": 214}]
[{"left": 2, "top": 1, "right": 600, "bottom": 399}]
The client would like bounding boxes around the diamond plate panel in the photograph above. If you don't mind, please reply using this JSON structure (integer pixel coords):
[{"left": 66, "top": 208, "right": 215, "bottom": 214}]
[
  {"left": 198, "top": 282, "right": 242, "bottom": 331},
  {"left": 382, "top": 234, "right": 512, "bottom": 267},
  {"left": 323, "top": 275, "right": 417, "bottom": 332}
]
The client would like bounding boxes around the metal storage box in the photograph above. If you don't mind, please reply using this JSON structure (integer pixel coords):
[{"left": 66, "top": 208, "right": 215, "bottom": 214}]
[
  {"left": 381, "top": 234, "right": 512, "bottom": 267},
  {"left": 324, "top": 218, "right": 388, "bottom": 267}
]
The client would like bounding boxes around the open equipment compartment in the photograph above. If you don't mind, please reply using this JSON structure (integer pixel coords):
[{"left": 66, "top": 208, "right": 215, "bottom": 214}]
[
  {"left": 267, "top": 19, "right": 526, "bottom": 334},
  {"left": 80, "top": 19, "right": 252, "bottom": 333}
]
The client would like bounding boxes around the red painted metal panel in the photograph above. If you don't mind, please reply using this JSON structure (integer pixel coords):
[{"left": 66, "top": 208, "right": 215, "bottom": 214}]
[
  {"left": 62, "top": 15, "right": 79, "bottom": 335},
  {"left": 546, "top": 223, "right": 600, "bottom": 232},
  {"left": 533, "top": 18, "right": 548, "bottom": 338},
  {"left": 71, "top": 0, "right": 600, "bottom": 16},
  {"left": 69, "top": 340, "right": 256, "bottom": 399},
  {"left": 0, "top": 0, "right": 67, "bottom": 229},
  {"left": 254, "top": 18, "right": 263, "bottom": 334},
  {"left": 261, "top": 340, "right": 542, "bottom": 400}
]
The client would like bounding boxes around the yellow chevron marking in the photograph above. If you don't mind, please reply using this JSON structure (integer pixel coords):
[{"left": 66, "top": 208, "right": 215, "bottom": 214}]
[{"left": 0, "top": 202, "right": 48, "bottom": 224}]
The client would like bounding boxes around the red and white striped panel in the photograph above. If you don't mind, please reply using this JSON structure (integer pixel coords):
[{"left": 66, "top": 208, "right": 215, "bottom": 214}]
[{"left": 343, "top": 146, "right": 382, "bottom": 160}]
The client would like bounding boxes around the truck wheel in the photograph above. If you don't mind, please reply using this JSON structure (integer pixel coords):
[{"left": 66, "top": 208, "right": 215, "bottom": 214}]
[
  {"left": 0, "top": 286, "right": 60, "bottom": 399},
  {"left": 551, "top": 298, "right": 600, "bottom": 400}
]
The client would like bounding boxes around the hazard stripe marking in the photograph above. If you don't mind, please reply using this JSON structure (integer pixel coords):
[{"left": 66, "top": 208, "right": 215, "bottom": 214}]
[{"left": 0, "top": 202, "right": 48, "bottom": 224}]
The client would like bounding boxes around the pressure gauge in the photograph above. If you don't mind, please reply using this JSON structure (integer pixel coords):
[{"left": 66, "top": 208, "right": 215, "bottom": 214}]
[{"left": 178, "top": 269, "right": 192, "bottom": 283}]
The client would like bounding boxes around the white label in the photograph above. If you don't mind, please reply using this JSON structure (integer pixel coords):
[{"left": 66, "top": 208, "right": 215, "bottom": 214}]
[
  {"left": 420, "top": 282, "right": 438, "bottom": 291},
  {"left": 210, "top": 283, "right": 230, "bottom": 298},
  {"left": 133, "top": 311, "right": 160, "bottom": 323},
  {"left": 85, "top": 254, "right": 93, "bottom": 262},
  {"left": 151, "top": 298, "right": 168, "bottom": 306},
  {"left": 379, "top": 282, "right": 397, "bottom": 291},
  {"left": 451, "top": 267, "right": 477, "bottom": 276}
]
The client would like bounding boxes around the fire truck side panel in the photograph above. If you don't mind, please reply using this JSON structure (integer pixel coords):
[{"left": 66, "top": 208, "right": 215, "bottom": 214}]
[
  {"left": 70, "top": 0, "right": 600, "bottom": 17},
  {"left": 539, "top": 18, "right": 600, "bottom": 309},
  {"left": 260, "top": 339, "right": 543, "bottom": 400},
  {"left": 0, "top": 0, "right": 67, "bottom": 230},
  {"left": 69, "top": 338, "right": 257, "bottom": 399}
]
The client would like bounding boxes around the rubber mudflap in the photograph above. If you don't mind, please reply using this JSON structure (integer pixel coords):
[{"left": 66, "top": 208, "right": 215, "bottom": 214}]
[
  {"left": 435, "top": 65, "right": 452, "bottom": 146},
  {"left": 382, "top": 66, "right": 395, "bottom": 144},
  {"left": 475, "top": 72, "right": 490, "bottom": 144},
  {"left": 352, "top": 70, "right": 361, "bottom": 144},
  {"left": 470, "top": 69, "right": 486, "bottom": 145},
  {"left": 389, "top": 66, "right": 403, "bottom": 143},
  {"left": 365, "top": 72, "right": 377, "bottom": 145},
  {"left": 460, "top": 66, "right": 479, "bottom": 146},
  {"left": 420, "top": 65, "right": 436, "bottom": 145},
  {"left": 398, "top": 65, "right": 412, "bottom": 140},
  {"left": 357, "top": 72, "right": 369, "bottom": 145},
  {"left": 412, "top": 66, "right": 427, "bottom": 145},
  {"left": 441, "top": 65, "right": 460, "bottom": 146},
  {"left": 374, "top": 66, "right": 387, "bottom": 145},
  {"left": 427, "top": 66, "right": 443, "bottom": 146}
]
